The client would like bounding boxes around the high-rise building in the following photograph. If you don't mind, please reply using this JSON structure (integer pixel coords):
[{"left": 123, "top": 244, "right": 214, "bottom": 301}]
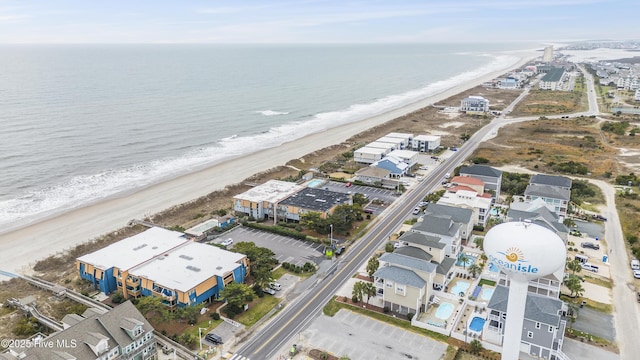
[{"left": 543, "top": 46, "right": 554, "bottom": 62}]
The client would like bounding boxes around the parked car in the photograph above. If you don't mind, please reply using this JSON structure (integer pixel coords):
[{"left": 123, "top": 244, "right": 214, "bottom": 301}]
[
  {"left": 205, "top": 333, "right": 223, "bottom": 344},
  {"left": 412, "top": 207, "right": 421, "bottom": 215},
  {"left": 634, "top": 270, "right": 640, "bottom": 279},
  {"left": 581, "top": 263, "right": 599, "bottom": 273},
  {"left": 263, "top": 287, "right": 276, "bottom": 295},
  {"left": 269, "top": 282, "right": 282, "bottom": 291},
  {"left": 335, "top": 246, "right": 346, "bottom": 256},
  {"left": 581, "top": 242, "right": 600, "bottom": 250},
  {"left": 345, "top": 182, "right": 352, "bottom": 187},
  {"left": 220, "top": 238, "right": 234, "bottom": 247}
]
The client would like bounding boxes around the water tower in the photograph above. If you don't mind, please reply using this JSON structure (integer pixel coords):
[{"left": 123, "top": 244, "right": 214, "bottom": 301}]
[{"left": 484, "top": 222, "right": 566, "bottom": 360}]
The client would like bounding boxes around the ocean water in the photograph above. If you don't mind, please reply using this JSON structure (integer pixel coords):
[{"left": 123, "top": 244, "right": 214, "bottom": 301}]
[{"left": 0, "top": 43, "right": 535, "bottom": 232}]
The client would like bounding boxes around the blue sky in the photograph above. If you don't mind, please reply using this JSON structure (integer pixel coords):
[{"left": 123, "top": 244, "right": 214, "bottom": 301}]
[{"left": 0, "top": 0, "right": 637, "bottom": 43}]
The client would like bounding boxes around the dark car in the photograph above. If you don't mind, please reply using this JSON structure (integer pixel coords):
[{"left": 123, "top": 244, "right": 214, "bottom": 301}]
[
  {"left": 581, "top": 242, "right": 600, "bottom": 250},
  {"left": 335, "top": 246, "right": 346, "bottom": 256},
  {"left": 205, "top": 333, "right": 223, "bottom": 344}
]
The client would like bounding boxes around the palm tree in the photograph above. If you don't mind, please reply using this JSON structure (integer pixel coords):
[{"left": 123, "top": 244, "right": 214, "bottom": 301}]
[
  {"left": 459, "top": 254, "right": 469, "bottom": 269},
  {"left": 468, "top": 264, "right": 482, "bottom": 278},
  {"left": 362, "top": 282, "right": 377, "bottom": 304},
  {"left": 352, "top": 281, "right": 365, "bottom": 303}
]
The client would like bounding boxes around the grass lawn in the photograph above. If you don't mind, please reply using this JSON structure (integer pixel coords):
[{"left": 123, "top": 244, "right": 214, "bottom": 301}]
[
  {"left": 582, "top": 274, "right": 612, "bottom": 289},
  {"left": 182, "top": 317, "right": 224, "bottom": 343},
  {"left": 236, "top": 295, "right": 281, "bottom": 327}
]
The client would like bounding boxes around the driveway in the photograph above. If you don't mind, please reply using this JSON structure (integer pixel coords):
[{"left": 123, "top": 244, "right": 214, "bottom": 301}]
[
  {"left": 288, "top": 310, "right": 448, "bottom": 360},
  {"left": 217, "top": 226, "right": 326, "bottom": 267},
  {"left": 561, "top": 337, "right": 619, "bottom": 360}
]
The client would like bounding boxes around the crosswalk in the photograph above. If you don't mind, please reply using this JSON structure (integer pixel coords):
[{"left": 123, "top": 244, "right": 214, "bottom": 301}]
[{"left": 228, "top": 354, "right": 250, "bottom": 360}]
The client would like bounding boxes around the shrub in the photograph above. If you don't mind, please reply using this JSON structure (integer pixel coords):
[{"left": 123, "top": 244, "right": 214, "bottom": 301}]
[
  {"left": 383, "top": 306, "right": 390, "bottom": 313},
  {"left": 253, "top": 284, "right": 265, "bottom": 298},
  {"left": 111, "top": 291, "right": 125, "bottom": 304},
  {"left": 407, "top": 312, "right": 415, "bottom": 321},
  {"left": 385, "top": 242, "right": 395, "bottom": 252},
  {"left": 210, "top": 313, "right": 221, "bottom": 320}
]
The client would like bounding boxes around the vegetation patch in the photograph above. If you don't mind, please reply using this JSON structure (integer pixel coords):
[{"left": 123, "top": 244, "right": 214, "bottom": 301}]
[
  {"left": 511, "top": 90, "right": 586, "bottom": 116},
  {"left": 236, "top": 295, "right": 281, "bottom": 327}
]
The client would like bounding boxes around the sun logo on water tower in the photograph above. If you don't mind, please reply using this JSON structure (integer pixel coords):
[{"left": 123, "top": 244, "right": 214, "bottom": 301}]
[{"left": 502, "top": 247, "right": 525, "bottom": 263}]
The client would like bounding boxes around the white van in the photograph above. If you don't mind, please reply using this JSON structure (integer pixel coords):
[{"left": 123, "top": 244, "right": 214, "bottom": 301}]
[
  {"left": 581, "top": 263, "right": 599, "bottom": 273},
  {"left": 631, "top": 259, "right": 640, "bottom": 270},
  {"left": 574, "top": 254, "right": 589, "bottom": 264}
]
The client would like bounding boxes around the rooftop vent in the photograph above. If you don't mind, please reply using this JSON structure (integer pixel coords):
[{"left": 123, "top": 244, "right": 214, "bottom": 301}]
[
  {"left": 133, "top": 244, "right": 148, "bottom": 251},
  {"left": 179, "top": 255, "right": 194, "bottom": 261},
  {"left": 216, "top": 266, "right": 223, "bottom": 270},
  {"left": 186, "top": 266, "right": 201, "bottom": 272}
]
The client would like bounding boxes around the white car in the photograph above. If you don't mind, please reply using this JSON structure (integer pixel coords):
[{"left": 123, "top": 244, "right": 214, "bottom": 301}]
[
  {"left": 220, "top": 238, "right": 233, "bottom": 247},
  {"left": 634, "top": 270, "right": 640, "bottom": 279},
  {"left": 269, "top": 282, "right": 282, "bottom": 291},
  {"left": 262, "top": 287, "right": 276, "bottom": 295}
]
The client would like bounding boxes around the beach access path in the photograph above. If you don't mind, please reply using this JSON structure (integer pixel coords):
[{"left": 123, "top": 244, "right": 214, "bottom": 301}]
[{"left": 0, "top": 51, "right": 537, "bottom": 279}]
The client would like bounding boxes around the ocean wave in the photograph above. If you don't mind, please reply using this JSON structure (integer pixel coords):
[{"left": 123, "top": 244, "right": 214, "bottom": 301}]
[
  {"left": 255, "top": 110, "right": 290, "bottom": 116},
  {"left": 0, "top": 53, "right": 520, "bottom": 230}
]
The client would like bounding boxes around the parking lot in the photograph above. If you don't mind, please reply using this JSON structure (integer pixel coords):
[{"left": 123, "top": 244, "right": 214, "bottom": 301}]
[
  {"left": 293, "top": 310, "right": 448, "bottom": 360},
  {"left": 213, "top": 226, "right": 326, "bottom": 267}
]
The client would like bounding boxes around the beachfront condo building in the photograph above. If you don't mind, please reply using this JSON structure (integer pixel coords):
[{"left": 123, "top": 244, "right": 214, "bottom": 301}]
[
  {"left": 276, "top": 187, "right": 352, "bottom": 222},
  {"left": 411, "top": 135, "right": 441, "bottom": 152},
  {"left": 460, "top": 96, "right": 490, "bottom": 114},
  {"left": 538, "top": 67, "right": 566, "bottom": 90},
  {"left": 542, "top": 45, "right": 554, "bottom": 62},
  {"left": 366, "top": 141, "right": 397, "bottom": 153},
  {"left": 376, "top": 135, "right": 408, "bottom": 150},
  {"left": 76, "top": 227, "right": 248, "bottom": 308},
  {"left": 233, "top": 179, "right": 304, "bottom": 220},
  {"left": 385, "top": 132, "right": 414, "bottom": 148},
  {"left": 4, "top": 301, "right": 157, "bottom": 360},
  {"left": 354, "top": 146, "right": 387, "bottom": 164}
]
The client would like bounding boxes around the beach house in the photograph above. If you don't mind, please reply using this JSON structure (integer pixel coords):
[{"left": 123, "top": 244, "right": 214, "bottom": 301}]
[
  {"left": 460, "top": 96, "right": 490, "bottom": 114},
  {"left": 233, "top": 180, "right": 304, "bottom": 220},
  {"left": 385, "top": 149, "right": 419, "bottom": 168},
  {"left": 458, "top": 165, "right": 502, "bottom": 201},
  {"left": 485, "top": 286, "right": 569, "bottom": 360},
  {"left": 371, "top": 156, "right": 409, "bottom": 177},
  {"left": 3, "top": 301, "right": 156, "bottom": 360},
  {"left": 423, "top": 203, "right": 473, "bottom": 241},
  {"left": 523, "top": 184, "right": 570, "bottom": 221},
  {"left": 354, "top": 166, "right": 391, "bottom": 184},
  {"left": 411, "top": 214, "right": 462, "bottom": 257},
  {"left": 76, "top": 227, "right": 248, "bottom": 308},
  {"left": 437, "top": 189, "right": 492, "bottom": 227}
]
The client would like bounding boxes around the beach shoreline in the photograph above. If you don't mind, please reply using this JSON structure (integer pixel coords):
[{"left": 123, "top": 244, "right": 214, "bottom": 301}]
[{"left": 0, "top": 51, "right": 538, "bottom": 277}]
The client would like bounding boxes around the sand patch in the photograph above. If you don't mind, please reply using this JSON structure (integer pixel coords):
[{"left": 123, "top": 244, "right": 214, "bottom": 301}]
[
  {"left": 440, "top": 121, "right": 465, "bottom": 129},
  {"left": 428, "top": 130, "right": 452, "bottom": 136},
  {"left": 619, "top": 148, "right": 640, "bottom": 157}
]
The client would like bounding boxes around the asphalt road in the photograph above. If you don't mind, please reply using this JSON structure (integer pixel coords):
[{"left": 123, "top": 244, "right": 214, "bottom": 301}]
[{"left": 231, "top": 64, "right": 638, "bottom": 359}]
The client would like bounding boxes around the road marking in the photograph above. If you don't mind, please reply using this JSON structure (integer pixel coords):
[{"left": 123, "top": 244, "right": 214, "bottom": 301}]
[{"left": 229, "top": 354, "right": 250, "bottom": 360}]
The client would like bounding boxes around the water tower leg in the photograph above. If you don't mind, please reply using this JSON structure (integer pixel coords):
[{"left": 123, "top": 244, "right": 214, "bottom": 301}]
[{"left": 502, "top": 280, "right": 528, "bottom": 360}]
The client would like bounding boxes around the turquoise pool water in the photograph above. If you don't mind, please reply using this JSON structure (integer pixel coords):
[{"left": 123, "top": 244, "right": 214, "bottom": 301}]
[
  {"left": 435, "top": 302, "right": 454, "bottom": 320},
  {"left": 489, "top": 263, "right": 500, "bottom": 273},
  {"left": 307, "top": 179, "right": 325, "bottom": 188},
  {"left": 456, "top": 253, "right": 477, "bottom": 267},
  {"left": 481, "top": 288, "right": 495, "bottom": 301},
  {"left": 450, "top": 281, "right": 470, "bottom": 295},
  {"left": 469, "top": 317, "right": 485, "bottom": 332}
]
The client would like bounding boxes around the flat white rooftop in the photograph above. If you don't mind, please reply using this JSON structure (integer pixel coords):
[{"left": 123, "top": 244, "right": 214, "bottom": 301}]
[
  {"left": 414, "top": 134, "right": 441, "bottom": 141},
  {"left": 367, "top": 141, "right": 395, "bottom": 150},
  {"left": 354, "top": 146, "right": 387, "bottom": 155},
  {"left": 388, "top": 150, "right": 418, "bottom": 159},
  {"left": 77, "top": 227, "right": 188, "bottom": 271},
  {"left": 376, "top": 136, "right": 405, "bottom": 144},
  {"left": 130, "top": 242, "right": 245, "bottom": 293},
  {"left": 386, "top": 132, "right": 414, "bottom": 139},
  {"left": 234, "top": 180, "right": 303, "bottom": 204}
]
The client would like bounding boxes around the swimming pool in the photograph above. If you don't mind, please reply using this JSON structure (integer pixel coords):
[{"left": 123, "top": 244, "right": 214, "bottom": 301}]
[
  {"left": 450, "top": 281, "right": 470, "bottom": 295},
  {"left": 480, "top": 288, "right": 495, "bottom": 301},
  {"left": 307, "top": 179, "right": 325, "bottom": 188},
  {"left": 468, "top": 317, "right": 486, "bottom": 332},
  {"left": 435, "top": 302, "right": 454, "bottom": 320},
  {"left": 456, "top": 253, "right": 477, "bottom": 267}
]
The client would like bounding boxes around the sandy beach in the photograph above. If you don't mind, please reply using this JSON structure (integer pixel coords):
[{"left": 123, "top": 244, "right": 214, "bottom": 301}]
[{"left": 0, "top": 51, "right": 537, "bottom": 277}]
